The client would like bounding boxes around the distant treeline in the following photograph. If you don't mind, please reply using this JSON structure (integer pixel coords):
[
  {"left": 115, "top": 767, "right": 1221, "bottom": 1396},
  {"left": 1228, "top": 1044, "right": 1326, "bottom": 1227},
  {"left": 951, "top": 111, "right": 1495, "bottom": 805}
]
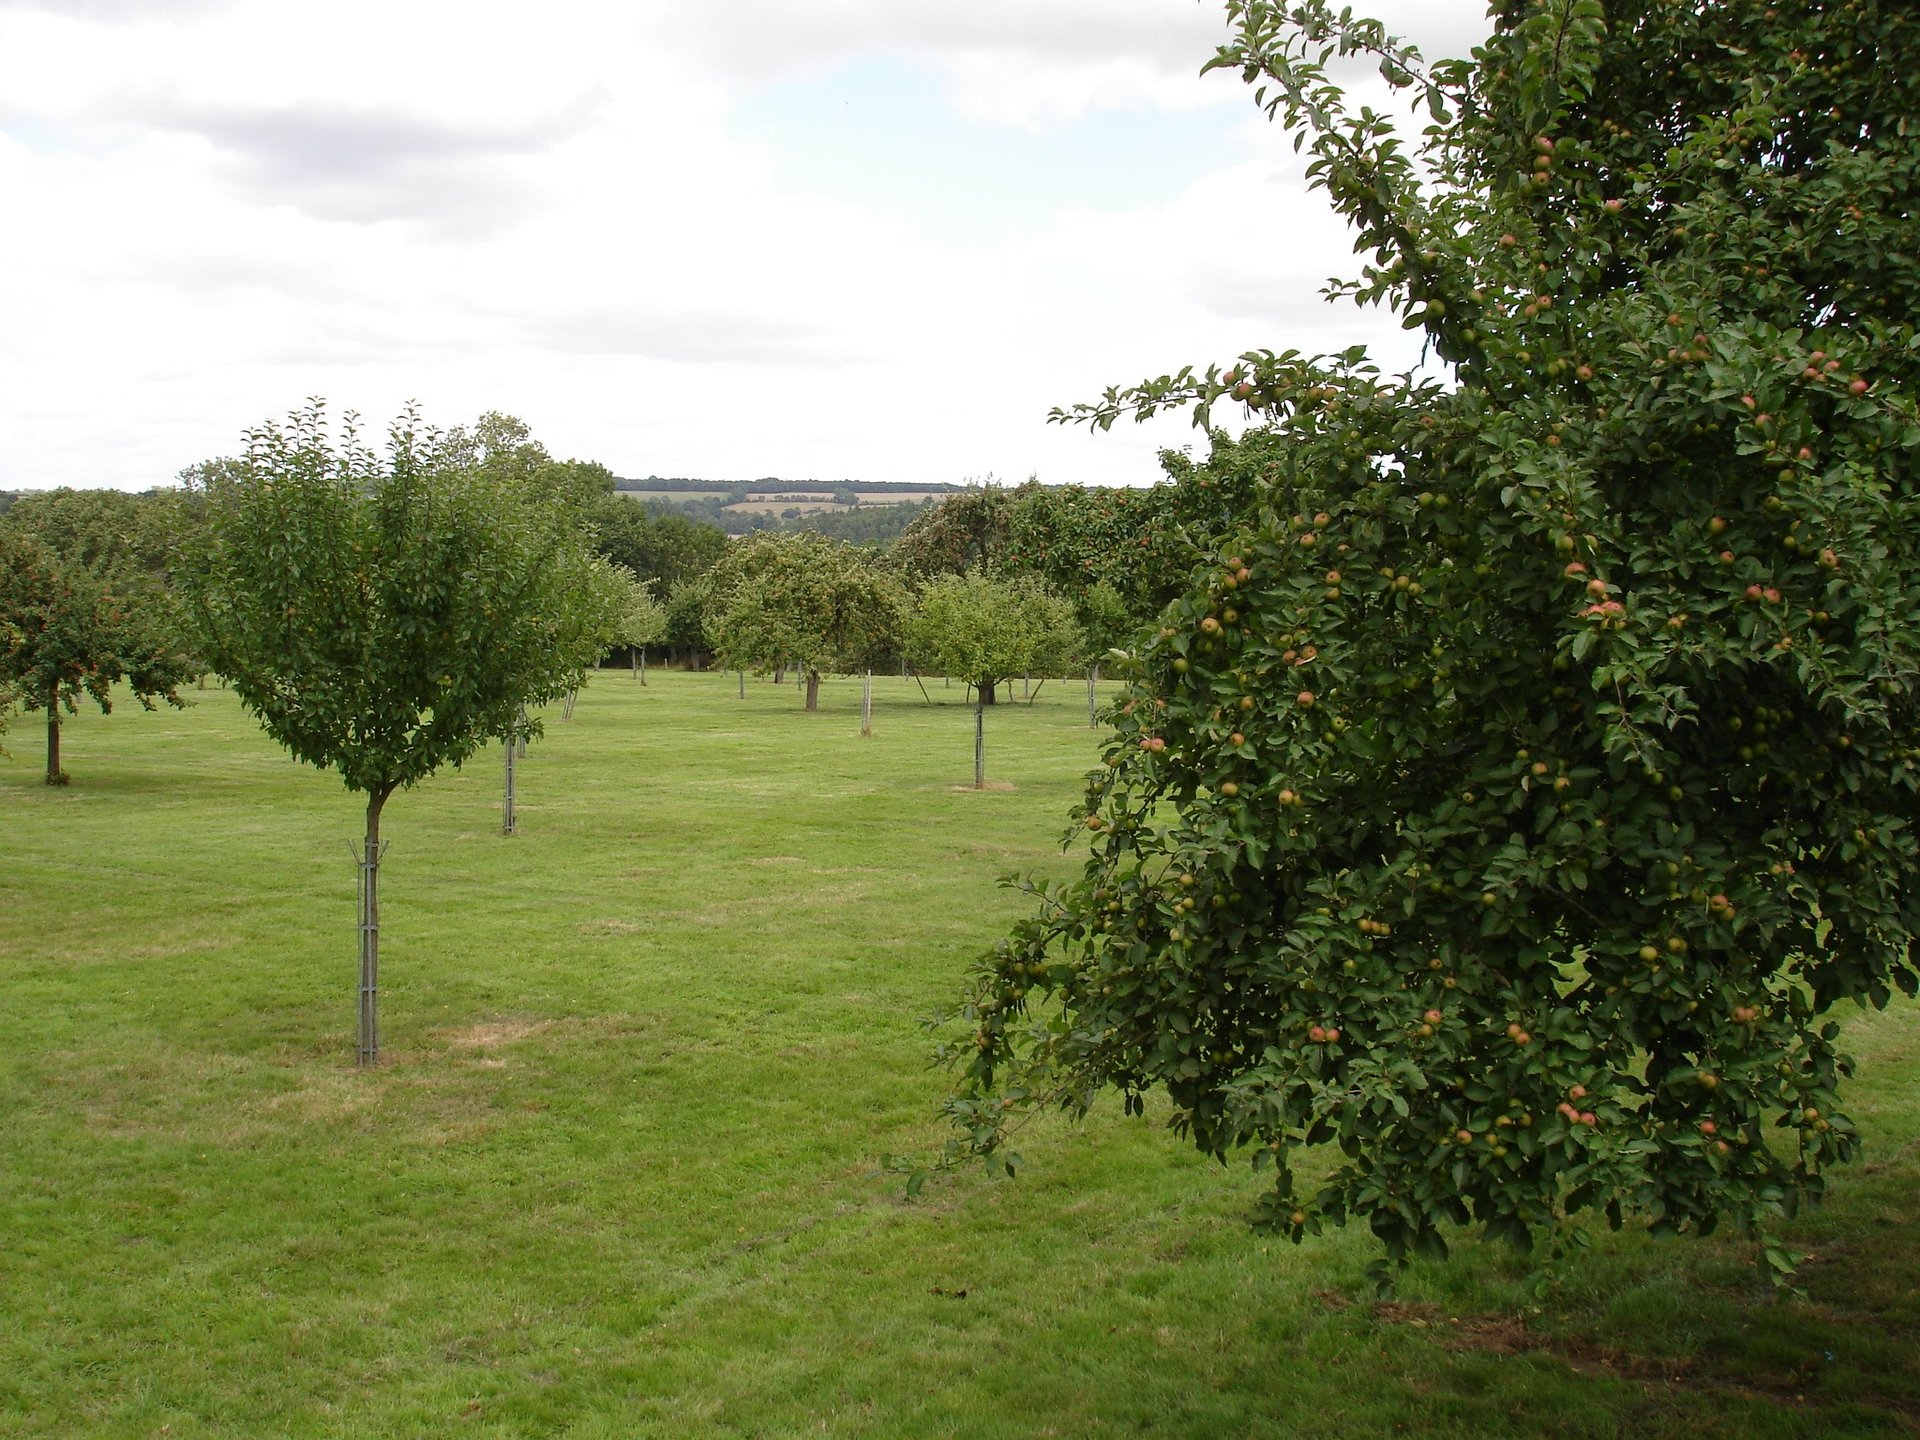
[{"left": 613, "top": 477, "right": 964, "bottom": 497}]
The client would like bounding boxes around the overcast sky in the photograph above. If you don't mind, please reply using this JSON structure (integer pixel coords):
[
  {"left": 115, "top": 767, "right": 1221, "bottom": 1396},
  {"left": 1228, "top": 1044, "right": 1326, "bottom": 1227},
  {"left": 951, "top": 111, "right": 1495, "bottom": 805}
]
[{"left": 0, "top": 0, "right": 1493, "bottom": 493}]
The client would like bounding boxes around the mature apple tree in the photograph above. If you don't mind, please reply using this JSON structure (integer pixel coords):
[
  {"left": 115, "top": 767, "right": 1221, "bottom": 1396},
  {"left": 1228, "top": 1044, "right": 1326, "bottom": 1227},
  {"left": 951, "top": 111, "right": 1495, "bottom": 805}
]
[
  {"left": 707, "top": 533, "right": 905, "bottom": 711},
  {"left": 940, "top": 0, "right": 1920, "bottom": 1284},
  {"left": 183, "top": 402, "right": 624, "bottom": 1065},
  {"left": 0, "top": 527, "right": 193, "bottom": 784},
  {"left": 906, "top": 574, "right": 1080, "bottom": 788}
]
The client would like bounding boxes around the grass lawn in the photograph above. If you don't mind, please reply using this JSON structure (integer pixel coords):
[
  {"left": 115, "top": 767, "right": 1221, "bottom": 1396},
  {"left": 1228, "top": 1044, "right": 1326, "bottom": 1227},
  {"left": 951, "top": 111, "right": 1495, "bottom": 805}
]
[{"left": 2, "top": 670, "right": 1917, "bottom": 1438}]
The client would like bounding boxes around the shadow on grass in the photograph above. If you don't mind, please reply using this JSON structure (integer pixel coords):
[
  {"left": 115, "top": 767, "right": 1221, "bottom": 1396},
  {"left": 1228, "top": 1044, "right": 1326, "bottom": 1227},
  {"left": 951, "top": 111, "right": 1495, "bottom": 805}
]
[{"left": 1342, "top": 1151, "right": 1920, "bottom": 1436}]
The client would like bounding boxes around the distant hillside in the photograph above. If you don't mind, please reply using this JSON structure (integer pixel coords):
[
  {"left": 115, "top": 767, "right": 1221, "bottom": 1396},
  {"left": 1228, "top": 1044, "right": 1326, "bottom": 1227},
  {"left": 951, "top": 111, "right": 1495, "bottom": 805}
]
[{"left": 613, "top": 476, "right": 964, "bottom": 539}]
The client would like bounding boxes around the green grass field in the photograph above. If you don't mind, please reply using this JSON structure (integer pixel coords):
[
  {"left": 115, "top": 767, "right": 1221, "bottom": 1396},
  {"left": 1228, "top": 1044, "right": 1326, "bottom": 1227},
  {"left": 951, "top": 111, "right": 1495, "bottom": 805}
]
[{"left": 3, "top": 672, "right": 1917, "bottom": 1438}]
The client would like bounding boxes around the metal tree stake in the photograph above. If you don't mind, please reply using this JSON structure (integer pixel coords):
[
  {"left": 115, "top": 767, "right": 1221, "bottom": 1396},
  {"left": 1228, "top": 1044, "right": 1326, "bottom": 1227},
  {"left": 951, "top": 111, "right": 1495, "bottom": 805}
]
[
  {"left": 355, "top": 836, "right": 390, "bottom": 1067},
  {"left": 502, "top": 730, "right": 518, "bottom": 836},
  {"left": 974, "top": 693, "right": 986, "bottom": 789}
]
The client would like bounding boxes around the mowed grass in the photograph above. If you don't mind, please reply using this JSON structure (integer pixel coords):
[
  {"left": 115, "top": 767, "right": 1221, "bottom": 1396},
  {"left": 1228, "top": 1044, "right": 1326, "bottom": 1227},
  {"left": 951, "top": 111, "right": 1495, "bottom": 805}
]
[{"left": 2, "top": 672, "right": 1917, "bottom": 1439}]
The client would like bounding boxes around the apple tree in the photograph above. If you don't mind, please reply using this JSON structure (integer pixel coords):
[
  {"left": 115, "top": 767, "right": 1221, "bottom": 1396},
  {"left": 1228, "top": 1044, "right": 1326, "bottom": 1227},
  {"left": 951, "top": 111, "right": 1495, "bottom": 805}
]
[
  {"left": 612, "top": 568, "right": 668, "bottom": 681},
  {"left": 706, "top": 533, "right": 906, "bottom": 711},
  {"left": 0, "top": 526, "right": 194, "bottom": 784},
  {"left": 183, "top": 401, "right": 624, "bottom": 1065},
  {"left": 939, "top": 0, "right": 1920, "bottom": 1283},
  {"left": 906, "top": 574, "right": 1080, "bottom": 788}
]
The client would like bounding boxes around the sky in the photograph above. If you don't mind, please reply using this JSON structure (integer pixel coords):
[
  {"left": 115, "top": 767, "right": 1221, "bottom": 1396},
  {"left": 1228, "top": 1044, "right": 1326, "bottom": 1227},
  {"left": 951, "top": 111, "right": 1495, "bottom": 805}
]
[{"left": 0, "top": 0, "right": 1495, "bottom": 493}]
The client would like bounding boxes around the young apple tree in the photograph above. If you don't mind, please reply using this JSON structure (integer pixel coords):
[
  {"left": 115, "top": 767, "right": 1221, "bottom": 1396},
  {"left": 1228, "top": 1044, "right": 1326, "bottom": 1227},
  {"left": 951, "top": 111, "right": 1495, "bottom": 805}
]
[
  {"left": 612, "top": 569, "right": 668, "bottom": 681},
  {"left": 940, "top": 0, "right": 1920, "bottom": 1285},
  {"left": 906, "top": 574, "right": 1079, "bottom": 788},
  {"left": 183, "top": 401, "right": 624, "bottom": 1065}
]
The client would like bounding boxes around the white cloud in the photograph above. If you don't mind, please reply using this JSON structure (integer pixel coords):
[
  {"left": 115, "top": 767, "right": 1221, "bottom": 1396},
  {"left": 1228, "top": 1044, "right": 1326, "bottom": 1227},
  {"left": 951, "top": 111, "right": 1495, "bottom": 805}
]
[{"left": 0, "top": 0, "right": 1493, "bottom": 492}]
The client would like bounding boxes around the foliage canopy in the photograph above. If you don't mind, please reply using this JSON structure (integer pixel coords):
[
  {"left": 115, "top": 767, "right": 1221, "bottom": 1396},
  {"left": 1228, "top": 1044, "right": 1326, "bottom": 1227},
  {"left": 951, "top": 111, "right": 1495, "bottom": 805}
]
[
  {"left": 184, "top": 402, "right": 623, "bottom": 806},
  {"left": 0, "top": 526, "right": 193, "bottom": 783},
  {"left": 707, "top": 532, "right": 906, "bottom": 709}
]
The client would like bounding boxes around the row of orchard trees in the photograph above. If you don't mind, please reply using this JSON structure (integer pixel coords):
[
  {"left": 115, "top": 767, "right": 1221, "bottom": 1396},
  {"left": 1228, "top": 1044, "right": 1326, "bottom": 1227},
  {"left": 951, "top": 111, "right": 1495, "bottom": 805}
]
[
  {"left": 699, "top": 530, "right": 1084, "bottom": 787},
  {"left": 0, "top": 413, "right": 700, "bottom": 785}
]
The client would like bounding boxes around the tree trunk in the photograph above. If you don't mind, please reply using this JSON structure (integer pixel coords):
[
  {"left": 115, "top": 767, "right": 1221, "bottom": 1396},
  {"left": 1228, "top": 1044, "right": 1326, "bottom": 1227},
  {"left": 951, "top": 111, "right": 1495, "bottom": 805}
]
[
  {"left": 357, "top": 787, "right": 392, "bottom": 1067},
  {"left": 45, "top": 685, "right": 65, "bottom": 785},
  {"left": 738, "top": 669, "right": 746, "bottom": 699},
  {"left": 1087, "top": 664, "right": 1099, "bottom": 728},
  {"left": 805, "top": 670, "right": 820, "bottom": 712},
  {"left": 631, "top": 649, "right": 638, "bottom": 679},
  {"left": 980, "top": 679, "right": 997, "bottom": 706},
  {"left": 775, "top": 664, "right": 786, "bottom": 684},
  {"left": 974, "top": 695, "right": 986, "bottom": 790},
  {"left": 640, "top": 648, "right": 648, "bottom": 686}
]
